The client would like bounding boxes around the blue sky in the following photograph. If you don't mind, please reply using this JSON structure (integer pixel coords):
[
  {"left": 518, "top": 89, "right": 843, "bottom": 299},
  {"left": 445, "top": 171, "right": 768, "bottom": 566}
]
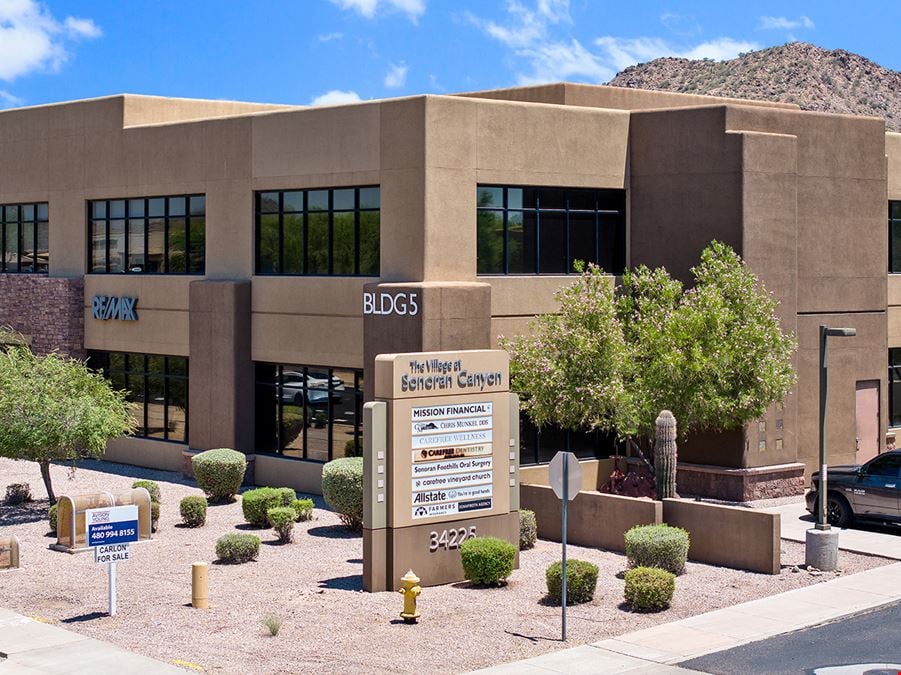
[{"left": 1, "top": 0, "right": 899, "bottom": 108}]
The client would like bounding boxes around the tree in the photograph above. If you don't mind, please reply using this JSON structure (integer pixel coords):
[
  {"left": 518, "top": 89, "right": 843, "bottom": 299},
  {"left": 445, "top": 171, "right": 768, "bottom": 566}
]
[
  {"left": 502, "top": 241, "right": 797, "bottom": 451},
  {"left": 0, "top": 331, "right": 135, "bottom": 503}
]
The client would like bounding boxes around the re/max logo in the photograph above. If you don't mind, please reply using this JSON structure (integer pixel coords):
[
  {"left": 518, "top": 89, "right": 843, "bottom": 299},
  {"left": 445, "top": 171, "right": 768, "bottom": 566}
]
[{"left": 92, "top": 295, "right": 138, "bottom": 321}]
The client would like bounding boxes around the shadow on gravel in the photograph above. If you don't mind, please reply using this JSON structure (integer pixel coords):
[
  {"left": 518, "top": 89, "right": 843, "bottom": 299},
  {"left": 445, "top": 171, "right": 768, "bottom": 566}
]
[
  {"left": 234, "top": 523, "right": 265, "bottom": 531},
  {"left": 307, "top": 525, "right": 361, "bottom": 539},
  {"left": 346, "top": 558, "right": 363, "bottom": 564},
  {"left": 504, "top": 629, "right": 562, "bottom": 644},
  {"left": 318, "top": 574, "right": 362, "bottom": 591},
  {"left": 0, "top": 500, "right": 49, "bottom": 526},
  {"left": 62, "top": 612, "right": 107, "bottom": 623}
]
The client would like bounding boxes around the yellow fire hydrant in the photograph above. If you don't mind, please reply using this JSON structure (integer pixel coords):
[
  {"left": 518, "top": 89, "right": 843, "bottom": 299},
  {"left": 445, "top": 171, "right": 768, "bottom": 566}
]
[{"left": 398, "top": 569, "right": 422, "bottom": 623}]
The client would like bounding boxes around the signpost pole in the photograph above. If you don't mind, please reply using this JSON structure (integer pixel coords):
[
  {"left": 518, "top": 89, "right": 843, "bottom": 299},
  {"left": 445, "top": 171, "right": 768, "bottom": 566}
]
[
  {"left": 109, "top": 561, "right": 117, "bottom": 617},
  {"left": 561, "top": 458, "right": 568, "bottom": 642}
]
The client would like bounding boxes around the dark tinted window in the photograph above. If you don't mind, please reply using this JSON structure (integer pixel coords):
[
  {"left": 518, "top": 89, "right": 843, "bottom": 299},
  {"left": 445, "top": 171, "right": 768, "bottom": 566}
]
[
  {"left": 476, "top": 185, "right": 626, "bottom": 275},
  {"left": 890, "top": 349, "right": 901, "bottom": 427},
  {"left": 865, "top": 454, "right": 901, "bottom": 478},
  {"left": 254, "top": 187, "right": 379, "bottom": 276},
  {"left": 1, "top": 202, "right": 49, "bottom": 273},
  {"left": 891, "top": 202, "right": 901, "bottom": 273},
  {"left": 519, "top": 413, "right": 615, "bottom": 466}
]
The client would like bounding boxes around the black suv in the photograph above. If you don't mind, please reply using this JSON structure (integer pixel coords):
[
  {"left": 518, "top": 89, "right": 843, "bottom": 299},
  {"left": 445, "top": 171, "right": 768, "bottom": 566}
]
[{"left": 806, "top": 451, "right": 901, "bottom": 528}]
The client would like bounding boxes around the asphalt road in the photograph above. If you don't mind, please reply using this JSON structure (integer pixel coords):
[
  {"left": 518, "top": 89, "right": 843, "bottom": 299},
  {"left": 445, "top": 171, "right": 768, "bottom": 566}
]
[{"left": 681, "top": 601, "right": 901, "bottom": 675}]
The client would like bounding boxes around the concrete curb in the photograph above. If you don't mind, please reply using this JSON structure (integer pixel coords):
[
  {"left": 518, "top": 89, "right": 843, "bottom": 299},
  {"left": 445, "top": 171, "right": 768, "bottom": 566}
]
[{"left": 471, "top": 562, "right": 901, "bottom": 674}]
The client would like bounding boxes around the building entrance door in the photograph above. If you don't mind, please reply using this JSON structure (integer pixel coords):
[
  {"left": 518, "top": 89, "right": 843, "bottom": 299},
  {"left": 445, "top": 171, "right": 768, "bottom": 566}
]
[{"left": 855, "top": 380, "right": 880, "bottom": 464}]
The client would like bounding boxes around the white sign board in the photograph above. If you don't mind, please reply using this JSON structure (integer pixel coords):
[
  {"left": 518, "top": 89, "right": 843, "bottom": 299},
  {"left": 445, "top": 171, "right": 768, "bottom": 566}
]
[
  {"left": 94, "top": 543, "right": 131, "bottom": 564},
  {"left": 549, "top": 452, "right": 582, "bottom": 501}
]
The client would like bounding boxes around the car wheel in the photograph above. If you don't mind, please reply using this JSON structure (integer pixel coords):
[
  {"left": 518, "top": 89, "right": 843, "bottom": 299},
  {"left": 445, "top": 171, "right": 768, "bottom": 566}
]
[{"left": 826, "top": 493, "right": 853, "bottom": 528}]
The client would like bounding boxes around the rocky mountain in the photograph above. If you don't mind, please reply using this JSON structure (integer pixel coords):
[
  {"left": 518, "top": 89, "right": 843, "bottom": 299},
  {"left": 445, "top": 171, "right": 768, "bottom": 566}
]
[{"left": 607, "top": 42, "right": 900, "bottom": 132}]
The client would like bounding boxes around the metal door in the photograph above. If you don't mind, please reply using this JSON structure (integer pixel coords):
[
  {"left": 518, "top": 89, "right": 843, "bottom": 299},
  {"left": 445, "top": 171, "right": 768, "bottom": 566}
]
[{"left": 855, "top": 380, "right": 880, "bottom": 464}]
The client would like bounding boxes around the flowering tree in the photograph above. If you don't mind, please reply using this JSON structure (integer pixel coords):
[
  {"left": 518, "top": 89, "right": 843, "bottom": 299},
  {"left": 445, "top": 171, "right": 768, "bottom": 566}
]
[
  {"left": 503, "top": 241, "right": 797, "bottom": 448},
  {"left": 0, "top": 331, "right": 134, "bottom": 503}
]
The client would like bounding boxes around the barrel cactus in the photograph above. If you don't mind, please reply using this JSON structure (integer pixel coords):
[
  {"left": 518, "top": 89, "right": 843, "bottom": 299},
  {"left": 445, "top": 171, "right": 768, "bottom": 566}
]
[{"left": 654, "top": 410, "right": 678, "bottom": 499}]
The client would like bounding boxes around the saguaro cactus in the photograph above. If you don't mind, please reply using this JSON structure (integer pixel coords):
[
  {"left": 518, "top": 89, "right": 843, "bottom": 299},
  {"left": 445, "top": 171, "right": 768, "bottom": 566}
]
[{"left": 654, "top": 410, "right": 678, "bottom": 499}]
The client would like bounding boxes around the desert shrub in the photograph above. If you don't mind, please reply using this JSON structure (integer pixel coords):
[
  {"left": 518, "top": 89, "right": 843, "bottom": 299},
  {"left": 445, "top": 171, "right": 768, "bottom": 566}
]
[
  {"left": 179, "top": 495, "right": 207, "bottom": 528},
  {"left": 48, "top": 503, "right": 58, "bottom": 532},
  {"left": 343, "top": 438, "right": 363, "bottom": 458},
  {"left": 262, "top": 614, "right": 282, "bottom": 636},
  {"left": 321, "top": 457, "right": 363, "bottom": 530},
  {"left": 292, "top": 498, "right": 314, "bottom": 522},
  {"left": 546, "top": 559, "right": 599, "bottom": 605},
  {"left": 459, "top": 537, "right": 516, "bottom": 586},
  {"left": 5, "top": 483, "right": 32, "bottom": 504},
  {"left": 242, "top": 487, "right": 296, "bottom": 527},
  {"left": 624, "top": 566, "right": 675, "bottom": 611},
  {"left": 215, "top": 533, "right": 260, "bottom": 564},
  {"left": 519, "top": 509, "right": 537, "bottom": 550},
  {"left": 132, "top": 479, "right": 161, "bottom": 503},
  {"left": 624, "top": 524, "right": 690, "bottom": 575},
  {"left": 267, "top": 506, "right": 296, "bottom": 543},
  {"left": 192, "top": 448, "right": 247, "bottom": 502},
  {"left": 150, "top": 501, "right": 160, "bottom": 533}
]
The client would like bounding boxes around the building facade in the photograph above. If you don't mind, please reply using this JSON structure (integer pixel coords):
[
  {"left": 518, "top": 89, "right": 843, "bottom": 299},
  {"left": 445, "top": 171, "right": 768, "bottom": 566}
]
[{"left": 1, "top": 84, "right": 899, "bottom": 500}]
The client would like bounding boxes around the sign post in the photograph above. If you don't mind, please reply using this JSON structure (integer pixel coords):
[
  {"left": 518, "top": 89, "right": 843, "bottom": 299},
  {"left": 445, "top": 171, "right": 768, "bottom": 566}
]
[
  {"left": 85, "top": 505, "right": 139, "bottom": 617},
  {"left": 548, "top": 451, "right": 582, "bottom": 641}
]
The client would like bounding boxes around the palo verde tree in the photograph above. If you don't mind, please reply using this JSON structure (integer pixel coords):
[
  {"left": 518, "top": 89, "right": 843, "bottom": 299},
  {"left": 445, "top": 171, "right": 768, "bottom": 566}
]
[
  {"left": 502, "top": 241, "right": 797, "bottom": 454},
  {"left": 0, "top": 330, "right": 134, "bottom": 503}
]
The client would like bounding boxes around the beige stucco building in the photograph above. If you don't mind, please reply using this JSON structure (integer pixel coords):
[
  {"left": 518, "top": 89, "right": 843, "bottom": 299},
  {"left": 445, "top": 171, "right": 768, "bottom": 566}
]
[{"left": 1, "top": 83, "right": 899, "bottom": 500}]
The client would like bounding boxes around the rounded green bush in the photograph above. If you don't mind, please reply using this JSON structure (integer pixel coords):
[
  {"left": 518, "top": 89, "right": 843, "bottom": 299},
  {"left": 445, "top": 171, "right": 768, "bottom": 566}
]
[
  {"left": 192, "top": 448, "right": 247, "bottom": 502},
  {"left": 321, "top": 457, "right": 364, "bottom": 530},
  {"left": 215, "top": 533, "right": 260, "bottom": 564},
  {"left": 48, "top": 503, "right": 58, "bottom": 533},
  {"left": 459, "top": 536, "right": 516, "bottom": 586},
  {"left": 624, "top": 524, "right": 690, "bottom": 575},
  {"left": 268, "top": 506, "right": 296, "bottom": 543},
  {"left": 150, "top": 501, "right": 160, "bottom": 533},
  {"left": 179, "top": 495, "right": 207, "bottom": 528},
  {"left": 624, "top": 566, "right": 675, "bottom": 611},
  {"left": 242, "top": 487, "right": 296, "bottom": 527},
  {"left": 519, "top": 509, "right": 537, "bottom": 550},
  {"left": 292, "top": 498, "right": 314, "bottom": 522},
  {"left": 546, "top": 559, "right": 599, "bottom": 605},
  {"left": 132, "top": 479, "right": 161, "bottom": 504}
]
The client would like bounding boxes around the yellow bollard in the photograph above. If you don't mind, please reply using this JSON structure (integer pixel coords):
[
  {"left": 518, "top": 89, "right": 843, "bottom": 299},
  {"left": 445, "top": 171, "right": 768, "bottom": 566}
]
[
  {"left": 398, "top": 569, "right": 421, "bottom": 624},
  {"left": 192, "top": 561, "right": 209, "bottom": 609}
]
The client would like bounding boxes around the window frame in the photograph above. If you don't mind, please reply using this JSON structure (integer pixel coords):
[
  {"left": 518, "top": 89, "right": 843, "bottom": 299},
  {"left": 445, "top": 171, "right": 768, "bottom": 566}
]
[
  {"left": 518, "top": 412, "right": 616, "bottom": 466},
  {"left": 476, "top": 185, "right": 626, "bottom": 276},
  {"left": 254, "top": 362, "right": 364, "bottom": 463},
  {"left": 890, "top": 201, "right": 901, "bottom": 274},
  {"left": 254, "top": 186, "right": 380, "bottom": 276},
  {"left": 1, "top": 202, "right": 49, "bottom": 274},
  {"left": 890, "top": 348, "right": 901, "bottom": 427},
  {"left": 86, "top": 195, "right": 205, "bottom": 275}
]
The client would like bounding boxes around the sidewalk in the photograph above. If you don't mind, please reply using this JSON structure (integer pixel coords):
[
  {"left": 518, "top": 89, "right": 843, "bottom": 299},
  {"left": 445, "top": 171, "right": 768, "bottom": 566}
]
[
  {"left": 472, "top": 562, "right": 901, "bottom": 674},
  {"left": 0, "top": 608, "right": 183, "bottom": 674}
]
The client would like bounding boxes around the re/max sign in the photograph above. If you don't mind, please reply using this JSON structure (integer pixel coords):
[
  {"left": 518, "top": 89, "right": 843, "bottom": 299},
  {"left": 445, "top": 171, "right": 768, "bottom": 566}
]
[{"left": 92, "top": 295, "right": 138, "bottom": 321}]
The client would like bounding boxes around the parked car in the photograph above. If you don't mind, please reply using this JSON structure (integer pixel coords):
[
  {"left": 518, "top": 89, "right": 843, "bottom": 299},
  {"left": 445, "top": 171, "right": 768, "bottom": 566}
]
[
  {"left": 278, "top": 371, "right": 344, "bottom": 406},
  {"left": 806, "top": 450, "right": 901, "bottom": 527}
]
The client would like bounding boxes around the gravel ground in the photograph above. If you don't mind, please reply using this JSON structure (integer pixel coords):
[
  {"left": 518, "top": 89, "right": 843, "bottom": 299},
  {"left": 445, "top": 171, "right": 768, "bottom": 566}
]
[{"left": 0, "top": 457, "right": 892, "bottom": 674}]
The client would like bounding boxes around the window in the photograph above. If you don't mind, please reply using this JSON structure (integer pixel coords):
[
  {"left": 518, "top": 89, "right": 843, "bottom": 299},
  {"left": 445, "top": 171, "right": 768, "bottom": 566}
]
[
  {"left": 255, "top": 363, "right": 364, "bottom": 462},
  {"left": 890, "top": 348, "right": 901, "bottom": 427},
  {"left": 519, "top": 413, "right": 615, "bottom": 466},
  {"left": 477, "top": 185, "right": 626, "bottom": 275},
  {"left": 88, "top": 351, "right": 188, "bottom": 443},
  {"left": 864, "top": 454, "right": 901, "bottom": 478},
  {"left": 89, "top": 195, "right": 205, "bottom": 274},
  {"left": 255, "top": 187, "right": 379, "bottom": 275},
  {"left": 891, "top": 201, "right": 901, "bottom": 273},
  {"left": 2, "top": 202, "right": 48, "bottom": 273}
]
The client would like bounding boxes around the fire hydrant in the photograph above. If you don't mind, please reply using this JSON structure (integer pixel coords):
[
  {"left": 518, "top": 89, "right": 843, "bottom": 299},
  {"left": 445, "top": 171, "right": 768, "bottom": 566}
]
[{"left": 398, "top": 569, "right": 421, "bottom": 623}]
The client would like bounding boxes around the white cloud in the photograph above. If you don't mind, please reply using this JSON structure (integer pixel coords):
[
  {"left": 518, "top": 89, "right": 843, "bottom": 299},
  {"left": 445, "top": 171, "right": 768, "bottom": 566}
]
[
  {"left": 516, "top": 39, "right": 612, "bottom": 85},
  {"left": 659, "top": 12, "right": 701, "bottom": 37},
  {"left": 0, "top": 89, "right": 22, "bottom": 107},
  {"left": 330, "top": 0, "right": 425, "bottom": 21},
  {"left": 318, "top": 32, "right": 344, "bottom": 42},
  {"left": 466, "top": 0, "right": 570, "bottom": 49},
  {"left": 758, "top": 15, "right": 814, "bottom": 30},
  {"left": 384, "top": 62, "right": 407, "bottom": 88},
  {"left": 594, "top": 36, "right": 758, "bottom": 72},
  {"left": 310, "top": 89, "right": 362, "bottom": 106},
  {"left": 0, "top": 0, "right": 101, "bottom": 81}
]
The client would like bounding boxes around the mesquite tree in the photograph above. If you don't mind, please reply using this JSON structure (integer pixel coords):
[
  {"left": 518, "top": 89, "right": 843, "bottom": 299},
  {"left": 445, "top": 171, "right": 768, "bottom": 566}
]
[
  {"left": 503, "top": 241, "right": 797, "bottom": 478},
  {"left": 0, "top": 332, "right": 134, "bottom": 503}
]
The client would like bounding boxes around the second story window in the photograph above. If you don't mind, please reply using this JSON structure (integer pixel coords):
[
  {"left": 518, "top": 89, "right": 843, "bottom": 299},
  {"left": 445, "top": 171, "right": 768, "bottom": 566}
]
[
  {"left": 255, "top": 186, "right": 379, "bottom": 276},
  {"left": 2, "top": 202, "right": 48, "bottom": 273},
  {"left": 891, "top": 201, "right": 901, "bottom": 273},
  {"left": 89, "top": 195, "right": 205, "bottom": 274},
  {"left": 477, "top": 185, "right": 626, "bottom": 275}
]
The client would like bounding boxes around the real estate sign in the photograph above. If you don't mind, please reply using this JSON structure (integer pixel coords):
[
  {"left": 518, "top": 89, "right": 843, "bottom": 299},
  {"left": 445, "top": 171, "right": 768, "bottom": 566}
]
[{"left": 363, "top": 349, "right": 521, "bottom": 591}]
